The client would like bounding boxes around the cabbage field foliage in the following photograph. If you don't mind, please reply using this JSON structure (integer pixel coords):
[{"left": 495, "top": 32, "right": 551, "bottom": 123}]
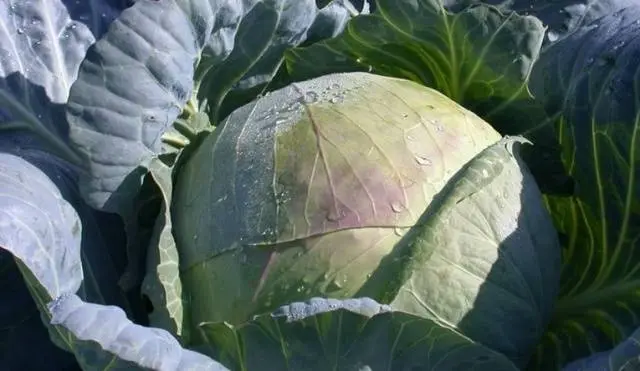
[{"left": 0, "top": 0, "right": 639, "bottom": 370}]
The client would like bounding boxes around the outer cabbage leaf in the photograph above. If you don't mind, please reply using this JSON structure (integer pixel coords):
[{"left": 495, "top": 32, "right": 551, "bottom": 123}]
[
  {"left": 448, "top": 0, "right": 636, "bottom": 43},
  {"left": 562, "top": 326, "right": 640, "bottom": 370},
  {"left": 354, "top": 137, "right": 561, "bottom": 367},
  {"left": 66, "top": 0, "right": 356, "bottom": 214},
  {"left": 0, "top": 0, "right": 128, "bottom": 164},
  {"left": 0, "top": 148, "right": 82, "bottom": 370},
  {"left": 140, "top": 157, "right": 185, "bottom": 338},
  {"left": 0, "top": 151, "right": 226, "bottom": 370},
  {"left": 49, "top": 294, "right": 226, "bottom": 371},
  {"left": 0, "top": 0, "right": 138, "bottom": 368},
  {"left": 172, "top": 72, "right": 501, "bottom": 332},
  {"left": 286, "top": 0, "right": 543, "bottom": 122},
  {"left": 526, "top": 4, "right": 640, "bottom": 370},
  {"left": 199, "top": 297, "right": 519, "bottom": 371},
  {"left": 0, "top": 0, "right": 222, "bottom": 368}
]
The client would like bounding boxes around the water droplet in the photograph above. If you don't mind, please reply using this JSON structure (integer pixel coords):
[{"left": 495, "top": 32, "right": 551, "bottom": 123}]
[
  {"left": 193, "top": 234, "right": 198, "bottom": 241},
  {"left": 329, "top": 95, "right": 343, "bottom": 104},
  {"left": 612, "top": 41, "right": 625, "bottom": 51},
  {"left": 482, "top": 169, "right": 489, "bottom": 177},
  {"left": 296, "top": 285, "right": 304, "bottom": 293},
  {"left": 402, "top": 113, "right": 408, "bottom": 118},
  {"left": 415, "top": 154, "right": 432, "bottom": 166},
  {"left": 586, "top": 57, "right": 594, "bottom": 66},
  {"left": 406, "top": 134, "right": 415, "bottom": 141},
  {"left": 262, "top": 227, "right": 276, "bottom": 239},
  {"left": 326, "top": 208, "right": 346, "bottom": 222},
  {"left": 330, "top": 83, "right": 340, "bottom": 90},
  {"left": 390, "top": 201, "right": 405, "bottom": 213},
  {"left": 304, "top": 91, "right": 318, "bottom": 103},
  {"left": 394, "top": 227, "right": 408, "bottom": 237},
  {"left": 431, "top": 120, "right": 443, "bottom": 131},
  {"left": 70, "top": 23, "right": 77, "bottom": 29},
  {"left": 275, "top": 118, "right": 287, "bottom": 125},
  {"left": 16, "top": 28, "right": 24, "bottom": 35},
  {"left": 276, "top": 190, "right": 290, "bottom": 205},
  {"left": 286, "top": 102, "right": 301, "bottom": 112}
]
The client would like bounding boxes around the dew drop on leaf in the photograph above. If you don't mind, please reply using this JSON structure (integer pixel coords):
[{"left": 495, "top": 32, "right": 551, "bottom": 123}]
[
  {"left": 303, "top": 91, "right": 318, "bottom": 103},
  {"left": 390, "top": 201, "right": 405, "bottom": 213},
  {"left": 326, "top": 208, "right": 346, "bottom": 222},
  {"left": 394, "top": 227, "right": 408, "bottom": 237},
  {"left": 414, "top": 154, "right": 432, "bottom": 166}
]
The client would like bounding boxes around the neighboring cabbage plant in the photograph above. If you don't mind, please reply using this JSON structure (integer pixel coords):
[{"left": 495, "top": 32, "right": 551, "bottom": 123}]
[{"left": 172, "top": 72, "right": 562, "bottom": 366}]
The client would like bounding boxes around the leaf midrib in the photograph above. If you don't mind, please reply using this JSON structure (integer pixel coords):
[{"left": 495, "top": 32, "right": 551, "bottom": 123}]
[{"left": 554, "top": 279, "right": 640, "bottom": 316}]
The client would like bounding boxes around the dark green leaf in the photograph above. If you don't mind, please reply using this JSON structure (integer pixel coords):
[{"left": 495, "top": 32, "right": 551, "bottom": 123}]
[
  {"left": 199, "top": 297, "right": 519, "bottom": 371},
  {"left": 527, "top": 4, "right": 640, "bottom": 369},
  {"left": 448, "top": 0, "right": 637, "bottom": 44}
]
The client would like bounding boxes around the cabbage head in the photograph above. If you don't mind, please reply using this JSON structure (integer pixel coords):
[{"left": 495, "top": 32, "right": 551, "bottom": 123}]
[{"left": 172, "top": 73, "right": 556, "bottom": 359}]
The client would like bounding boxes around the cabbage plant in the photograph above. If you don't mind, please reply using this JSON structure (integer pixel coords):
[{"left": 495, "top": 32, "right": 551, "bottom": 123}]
[{"left": 1, "top": 0, "right": 639, "bottom": 370}]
